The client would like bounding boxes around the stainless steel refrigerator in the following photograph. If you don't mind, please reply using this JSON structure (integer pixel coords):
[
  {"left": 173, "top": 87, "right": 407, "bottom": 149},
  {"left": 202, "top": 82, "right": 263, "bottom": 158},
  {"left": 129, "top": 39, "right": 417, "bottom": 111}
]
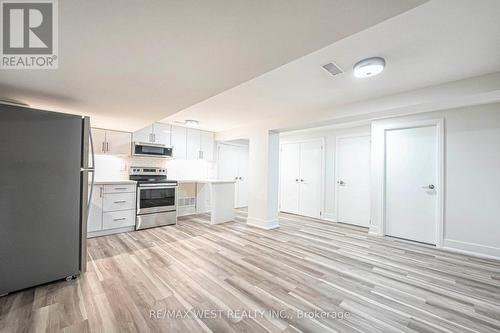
[{"left": 0, "top": 103, "right": 94, "bottom": 296}]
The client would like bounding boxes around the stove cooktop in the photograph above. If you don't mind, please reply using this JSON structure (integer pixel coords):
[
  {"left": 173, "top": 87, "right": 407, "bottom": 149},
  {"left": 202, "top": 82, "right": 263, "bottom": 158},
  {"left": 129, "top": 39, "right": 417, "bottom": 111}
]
[{"left": 129, "top": 166, "right": 176, "bottom": 185}]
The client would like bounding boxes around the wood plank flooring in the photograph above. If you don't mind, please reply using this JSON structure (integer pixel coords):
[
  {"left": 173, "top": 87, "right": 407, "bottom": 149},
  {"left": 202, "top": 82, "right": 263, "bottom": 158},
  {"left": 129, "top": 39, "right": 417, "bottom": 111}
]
[{"left": 1, "top": 210, "right": 500, "bottom": 332}]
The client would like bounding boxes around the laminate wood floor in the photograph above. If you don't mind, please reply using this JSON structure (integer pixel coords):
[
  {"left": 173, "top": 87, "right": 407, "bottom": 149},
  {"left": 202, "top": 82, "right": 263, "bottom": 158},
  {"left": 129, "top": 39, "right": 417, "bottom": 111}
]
[{"left": 1, "top": 210, "right": 500, "bottom": 333}]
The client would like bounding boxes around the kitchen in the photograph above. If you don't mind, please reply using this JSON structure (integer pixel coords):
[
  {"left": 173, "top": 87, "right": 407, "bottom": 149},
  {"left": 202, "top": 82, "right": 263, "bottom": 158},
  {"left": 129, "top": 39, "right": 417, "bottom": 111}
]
[{"left": 88, "top": 122, "right": 239, "bottom": 238}]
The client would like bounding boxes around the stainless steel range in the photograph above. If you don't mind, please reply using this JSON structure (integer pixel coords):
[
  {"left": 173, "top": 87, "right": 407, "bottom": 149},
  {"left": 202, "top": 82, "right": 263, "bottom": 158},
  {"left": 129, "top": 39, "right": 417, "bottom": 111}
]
[{"left": 129, "top": 167, "right": 177, "bottom": 230}]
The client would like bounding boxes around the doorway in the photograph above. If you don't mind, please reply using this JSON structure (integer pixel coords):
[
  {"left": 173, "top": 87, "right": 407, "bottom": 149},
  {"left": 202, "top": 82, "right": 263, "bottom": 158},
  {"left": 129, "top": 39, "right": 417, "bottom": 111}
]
[
  {"left": 217, "top": 142, "right": 249, "bottom": 208},
  {"left": 378, "top": 119, "right": 444, "bottom": 245},
  {"left": 335, "top": 134, "right": 371, "bottom": 227},
  {"left": 279, "top": 139, "right": 323, "bottom": 219}
]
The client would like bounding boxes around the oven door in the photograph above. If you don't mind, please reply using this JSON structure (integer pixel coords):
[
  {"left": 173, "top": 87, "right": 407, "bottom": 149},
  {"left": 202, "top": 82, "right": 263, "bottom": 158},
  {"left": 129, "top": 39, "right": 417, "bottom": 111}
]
[{"left": 137, "top": 184, "right": 177, "bottom": 215}]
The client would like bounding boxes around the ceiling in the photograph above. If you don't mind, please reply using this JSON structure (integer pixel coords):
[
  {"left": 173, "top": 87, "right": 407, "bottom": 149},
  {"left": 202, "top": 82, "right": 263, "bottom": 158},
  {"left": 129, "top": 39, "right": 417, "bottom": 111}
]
[
  {"left": 0, "top": 0, "right": 426, "bottom": 131},
  {"left": 163, "top": 0, "right": 500, "bottom": 132}
]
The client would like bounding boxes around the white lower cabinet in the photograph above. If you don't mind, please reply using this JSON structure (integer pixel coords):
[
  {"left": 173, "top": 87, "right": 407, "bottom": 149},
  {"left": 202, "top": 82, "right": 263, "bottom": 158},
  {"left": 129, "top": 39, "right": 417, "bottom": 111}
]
[
  {"left": 88, "top": 185, "right": 104, "bottom": 232},
  {"left": 102, "top": 210, "right": 136, "bottom": 230},
  {"left": 87, "top": 183, "right": 136, "bottom": 237},
  {"left": 103, "top": 192, "right": 136, "bottom": 212}
]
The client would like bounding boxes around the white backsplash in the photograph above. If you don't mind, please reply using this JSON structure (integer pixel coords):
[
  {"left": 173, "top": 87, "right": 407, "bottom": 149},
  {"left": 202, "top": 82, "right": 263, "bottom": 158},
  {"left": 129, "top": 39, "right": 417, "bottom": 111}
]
[{"left": 94, "top": 155, "right": 216, "bottom": 181}]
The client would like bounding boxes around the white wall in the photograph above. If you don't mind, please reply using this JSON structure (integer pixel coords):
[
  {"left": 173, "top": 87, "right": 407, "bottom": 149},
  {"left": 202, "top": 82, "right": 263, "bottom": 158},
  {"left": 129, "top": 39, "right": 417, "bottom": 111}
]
[
  {"left": 246, "top": 130, "right": 280, "bottom": 229},
  {"left": 280, "top": 125, "right": 370, "bottom": 221},
  {"left": 94, "top": 155, "right": 215, "bottom": 182},
  {"left": 371, "top": 103, "right": 500, "bottom": 259}
]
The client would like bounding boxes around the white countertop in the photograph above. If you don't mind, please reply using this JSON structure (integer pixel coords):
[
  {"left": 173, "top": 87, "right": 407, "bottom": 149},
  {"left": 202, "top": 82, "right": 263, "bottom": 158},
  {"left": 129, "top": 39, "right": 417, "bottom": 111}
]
[
  {"left": 93, "top": 180, "right": 137, "bottom": 185},
  {"left": 176, "top": 179, "right": 236, "bottom": 184},
  {"left": 93, "top": 179, "right": 234, "bottom": 185}
]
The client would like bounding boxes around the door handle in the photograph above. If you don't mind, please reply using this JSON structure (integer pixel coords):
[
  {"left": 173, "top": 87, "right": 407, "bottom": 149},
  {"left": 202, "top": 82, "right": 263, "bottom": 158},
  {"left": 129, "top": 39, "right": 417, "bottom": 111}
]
[{"left": 422, "top": 184, "right": 435, "bottom": 190}]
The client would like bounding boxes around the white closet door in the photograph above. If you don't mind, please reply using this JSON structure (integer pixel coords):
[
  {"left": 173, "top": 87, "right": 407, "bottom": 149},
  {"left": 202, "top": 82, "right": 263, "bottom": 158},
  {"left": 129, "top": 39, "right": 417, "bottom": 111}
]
[
  {"left": 298, "top": 141, "right": 322, "bottom": 218},
  {"left": 385, "top": 126, "right": 438, "bottom": 244},
  {"left": 218, "top": 144, "right": 238, "bottom": 180},
  {"left": 236, "top": 147, "right": 249, "bottom": 208},
  {"left": 336, "top": 135, "right": 371, "bottom": 227},
  {"left": 217, "top": 144, "right": 239, "bottom": 207},
  {"left": 280, "top": 143, "right": 300, "bottom": 214}
]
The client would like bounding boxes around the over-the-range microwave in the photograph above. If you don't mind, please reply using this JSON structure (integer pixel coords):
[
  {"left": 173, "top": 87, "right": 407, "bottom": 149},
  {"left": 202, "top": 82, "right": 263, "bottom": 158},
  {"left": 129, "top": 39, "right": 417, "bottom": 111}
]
[{"left": 133, "top": 142, "right": 173, "bottom": 158}]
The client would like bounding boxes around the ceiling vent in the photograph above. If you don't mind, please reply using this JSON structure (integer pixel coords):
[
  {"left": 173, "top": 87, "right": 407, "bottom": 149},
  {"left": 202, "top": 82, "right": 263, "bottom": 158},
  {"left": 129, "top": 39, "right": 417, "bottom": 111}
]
[{"left": 321, "top": 62, "right": 343, "bottom": 77}]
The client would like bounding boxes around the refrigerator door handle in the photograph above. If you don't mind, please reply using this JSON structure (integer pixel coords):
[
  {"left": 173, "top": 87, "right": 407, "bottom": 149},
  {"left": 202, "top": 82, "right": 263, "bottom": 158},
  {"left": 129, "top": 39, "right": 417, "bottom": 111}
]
[
  {"left": 80, "top": 117, "right": 95, "bottom": 273},
  {"left": 89, "top": 132, "right": 95, "bottom": 170}
]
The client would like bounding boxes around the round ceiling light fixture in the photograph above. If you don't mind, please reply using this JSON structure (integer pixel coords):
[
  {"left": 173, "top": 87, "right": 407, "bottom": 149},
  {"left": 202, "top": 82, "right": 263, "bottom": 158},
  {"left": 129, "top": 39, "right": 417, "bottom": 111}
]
[
  {"left": 184, "top": 119, "right": 199, "bottom": 127},
  {"left": 353, "top": 57, "right": 386, "bottom": 78}
]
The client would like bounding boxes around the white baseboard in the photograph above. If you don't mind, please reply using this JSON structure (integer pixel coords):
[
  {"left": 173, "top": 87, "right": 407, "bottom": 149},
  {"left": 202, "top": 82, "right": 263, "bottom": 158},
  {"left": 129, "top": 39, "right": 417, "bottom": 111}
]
[
  {"left": 321, "top": 212, "right": 337, "bottom": 222},
  {"left": 442, "top": 239, "right": 500, "bottom": 261},
  {"left": 247, "top": 216, "right": 279, "bottom": 230},
  {"left": 368, "top": 224, "right": 382, "bottom": 236}
]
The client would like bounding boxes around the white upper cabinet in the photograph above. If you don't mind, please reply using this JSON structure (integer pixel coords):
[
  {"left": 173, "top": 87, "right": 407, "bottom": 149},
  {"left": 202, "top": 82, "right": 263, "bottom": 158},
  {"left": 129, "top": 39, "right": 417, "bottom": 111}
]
[
  {"left": 92, "top": 128, "right": 131, "bottom": 155},
  {"left": 132, "top": 125, "right": 154, "bottom": 144},
  {"left": 186, "top": 128, "right": 201, "bottom": 160},
  {"left": 153, "top": 123, "right": 171, "bottom": 147},
  {"left": 92, "top": 128, "right": 107, "bottom": 154},
  {"left": 132, "top": 123, "right": 214, "bottom": 160},
  {"left": 187, "top": 129, "right": 215, "bottom": 161},
  {"left": 133, "top": 123, "right": 171, "bottom": 146},
  {"left": 200, "top": 131, "right": 214, "bottom": 161},
  {"left": 171, "top": 125, "right": 187, "bottom": 159},
  {"left": 106, "top": 131, "right": 132, "bottom": 155}
]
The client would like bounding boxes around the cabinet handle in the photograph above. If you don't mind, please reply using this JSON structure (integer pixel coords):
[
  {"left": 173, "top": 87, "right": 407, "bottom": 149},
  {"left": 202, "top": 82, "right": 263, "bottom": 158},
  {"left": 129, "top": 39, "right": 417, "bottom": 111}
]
[
  {"left": 113, "top": 217, "right": 126, "bottom": 221},
  {"left": 100, "top": 187, "right": 103, "bottom": 198},
  {"left": 102, "top": 142, "right": 105, "bottom": 153},
  {"left": 106, "top": 142, "right": 110, "bottom": 152},
  {"left": 114, "top": 200, "right": 126, "bottom": 203},
  {"left": 114, "top": 187, "right": 127, "bottom": 190}
]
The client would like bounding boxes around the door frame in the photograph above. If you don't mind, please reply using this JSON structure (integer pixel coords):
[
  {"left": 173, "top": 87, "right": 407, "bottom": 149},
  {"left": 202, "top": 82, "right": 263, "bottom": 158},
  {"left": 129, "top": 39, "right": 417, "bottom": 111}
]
[
  {"left": 279, "top": 138, "right": 325, "bottom": 218},
  {"left": 372, "top": 118, "right": 444, "bottom": 247},
  {"left": 334, "top": 133, "right": 371, "bottom": 224}
]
